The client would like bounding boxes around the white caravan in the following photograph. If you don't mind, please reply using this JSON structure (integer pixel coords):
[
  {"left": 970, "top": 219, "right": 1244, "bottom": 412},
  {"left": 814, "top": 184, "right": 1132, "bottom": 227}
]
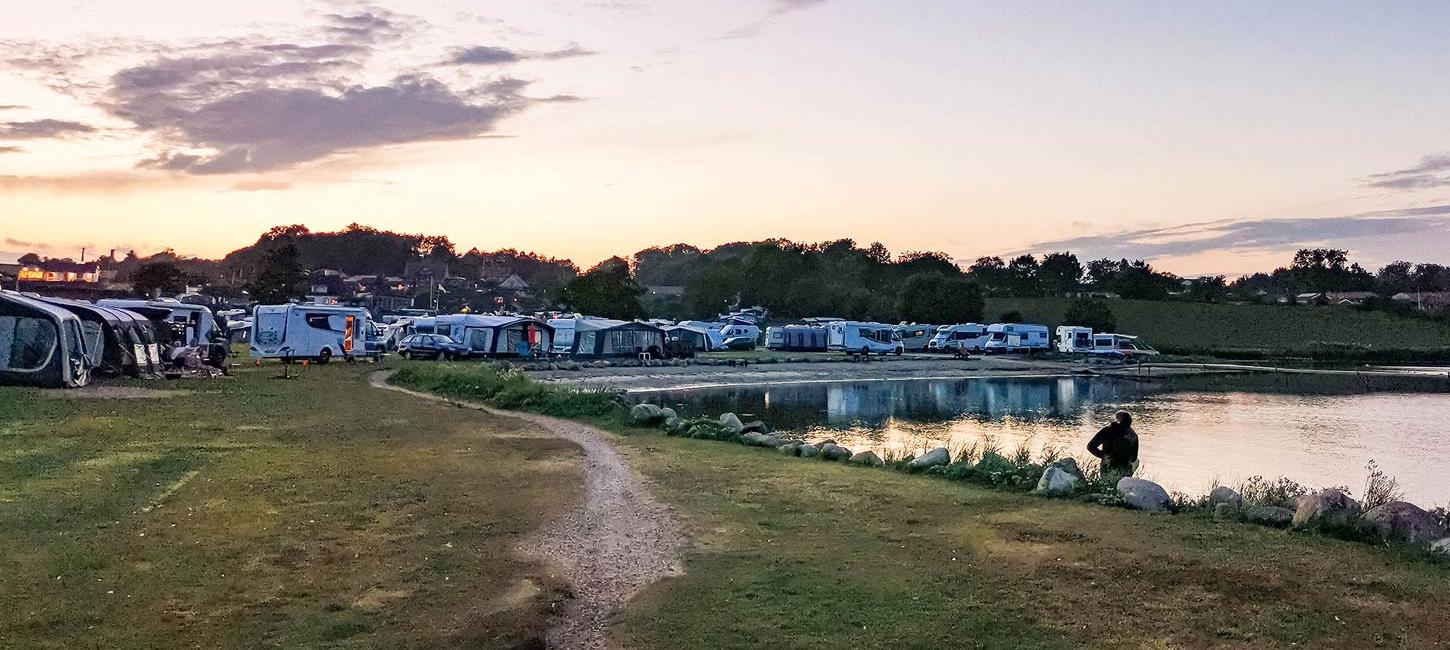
[
  {"left": 1055, "top": 326, "right": 1095, "bottom": 353},
  {"left": 97, "top": 299, "right": 219, "bottom": 347},
  {"left": 983, "top": 323, "right": 1050, "bottom": 353},
  {"left": 895, "top": 324, "right": 936, "bottom": 352},
  {"left": 827, "top": 321, "right": 904, "bottom": 356},
  {"left": 927, "top": 323, "right": 988, "bottom": 353},
  {"left": 250, "top": 304, "right": 374, "bottom": 362}
]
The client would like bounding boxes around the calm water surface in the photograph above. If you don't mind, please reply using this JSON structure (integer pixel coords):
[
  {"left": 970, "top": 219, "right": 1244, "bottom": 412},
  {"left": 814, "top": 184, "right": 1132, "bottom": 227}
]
[{"left": 637, "top": 376, "right": 1450, "bottom": 506}]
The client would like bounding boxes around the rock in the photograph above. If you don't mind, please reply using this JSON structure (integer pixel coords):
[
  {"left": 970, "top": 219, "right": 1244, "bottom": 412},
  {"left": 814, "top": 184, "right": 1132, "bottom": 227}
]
[
  {"left": 663, "top": 416, "right": 682, "bottom": 434},
  {"left": 798, "top": 444, "right": 821, "bottom": 459},
  {"left": 1362, "top": 501, "right": 1447, "bottom": 544},
  {"left": 741, "top": 420, "right": 771, "bottom": 434},
  {"left": 1116, "top": 477, "right": 1171, "bottom": 512},
  {"left": 850, "top": 451, "right": 884, "bottom": 467},
  {"left": 907, "top": 447, "right": 951, "bottom": 471},
  {"left": 630, "top": 403, "right": 663, "bottom": 424},
  {"left": 718, "top": 412, "right": 745, "bottom": 435},
  {"left": 761, "top": 434, "right": 783, "bottom": 448},
  {"left": 822, "top": 445, "right": 852, "bottom": 462},
  {"left": 660, "top": 407, "right": 678, "bottom": 421},
  {"left": 1034, "top": 460, "right": 1085, "bottom": 496},
  {"left": 741, "top": 432, "right": 770, "bottom": 447},
  {"left": 1432, "top": 538, "right": 1450, "bottom": 555},
  {"left": 1292, "top": 489, "right": 1362, "bottom": 530},
  {"left": 778, "top": 443, "right": 800, "bottom": 456},
  {"left": 1207, "top": 486, "right": 1244, "bottom": 510},
  {"left": 817, "top": 438, "right": 838, "bottom": 447},
  {"left": 1244, "top": 505, "right": 1295, "bottom": 528}
]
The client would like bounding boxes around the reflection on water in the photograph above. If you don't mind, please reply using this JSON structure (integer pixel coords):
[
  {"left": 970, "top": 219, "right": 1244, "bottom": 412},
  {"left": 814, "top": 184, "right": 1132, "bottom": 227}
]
[{"left": 640, "top": 377, "right": 1450, "bottom": 506}]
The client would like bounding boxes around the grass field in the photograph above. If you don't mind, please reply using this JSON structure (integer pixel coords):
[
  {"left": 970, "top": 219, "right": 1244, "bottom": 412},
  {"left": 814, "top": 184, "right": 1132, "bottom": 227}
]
[
  {"left": 612, "top": 435, "right": 1450, "bottom": 649},
  {"left": 985, "top": 297, "right": 1450, "bottom": 355},
  {"left": 0, "top": 362, "right": 579, "bottom": 650}
]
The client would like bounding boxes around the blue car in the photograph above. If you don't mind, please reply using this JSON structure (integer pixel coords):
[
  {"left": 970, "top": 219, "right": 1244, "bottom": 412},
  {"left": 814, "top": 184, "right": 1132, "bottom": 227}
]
[{"left": 397, "top": 334, "right": 472, "bottom": 360}]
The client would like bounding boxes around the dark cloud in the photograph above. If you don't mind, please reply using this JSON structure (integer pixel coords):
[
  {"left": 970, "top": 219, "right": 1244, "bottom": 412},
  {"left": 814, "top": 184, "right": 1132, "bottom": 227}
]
[
  {"left": 0, "top": 119, "right": 95, "bottom": 138},
  {"left": 0, "top": 145, "right": 23, "bottom": 154},
  {"left": 1011, "top": 206, "right": 1450, "bottom": 269},
  {"left": 445, "top": 43, "right": 597, "bottom": 66},
  {"left": 321, "top": 10, "right": 412, "bottom": 43},
  {"left": 537, "top": 45, "right": 598, "bottom": 60},
  {"left": 1365, "top": 153, "right": 1450, "bottom": 190}
]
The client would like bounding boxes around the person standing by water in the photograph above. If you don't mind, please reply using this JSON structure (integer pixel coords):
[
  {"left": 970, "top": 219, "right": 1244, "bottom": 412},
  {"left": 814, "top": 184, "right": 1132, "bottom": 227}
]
[{"left": 1088, "top": 410, "right": 1139, "bottom": 478}]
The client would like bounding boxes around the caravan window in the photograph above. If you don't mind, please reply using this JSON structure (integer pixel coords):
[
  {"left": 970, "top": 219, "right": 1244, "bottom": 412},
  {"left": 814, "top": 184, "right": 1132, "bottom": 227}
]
[
  {"left": 305, "top": 313, "right": 344, "bottom": 331},
  {"left": 0, "top": 315, "right": 58, "bottom": 371}
]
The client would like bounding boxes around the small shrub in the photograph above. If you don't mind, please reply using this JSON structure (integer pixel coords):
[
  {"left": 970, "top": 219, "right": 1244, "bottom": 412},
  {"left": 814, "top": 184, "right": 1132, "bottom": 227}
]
[
  {"left": 1361, "top": 460, "right": 1402, "bottom": 511},
  {"left": 1237, "top": 475, "right": 1308, "bottom": 509}
]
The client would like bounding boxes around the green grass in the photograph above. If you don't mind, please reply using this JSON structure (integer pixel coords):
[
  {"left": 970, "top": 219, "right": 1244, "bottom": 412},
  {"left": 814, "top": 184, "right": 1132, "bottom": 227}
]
[
  {"left": 986, "top": 297, "right": 1450, "bottom": 357},
  {"left": 0, "top": 361, "right": 581, "bottom": 649},
  {"left": 612, "top": 434, "right": 1450, "bottom": 649}
]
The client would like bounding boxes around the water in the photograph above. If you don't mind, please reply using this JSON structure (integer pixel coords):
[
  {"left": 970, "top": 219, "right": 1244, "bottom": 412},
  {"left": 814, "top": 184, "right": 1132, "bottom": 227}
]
[{"left": 638, "top": 376, "right": 1450, "bottom": 506}]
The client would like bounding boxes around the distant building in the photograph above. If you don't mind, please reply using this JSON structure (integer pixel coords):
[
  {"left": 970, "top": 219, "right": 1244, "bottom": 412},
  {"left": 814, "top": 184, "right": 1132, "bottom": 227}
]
[
  {"left": 17, "top": 260, "right": 101, "bottom": 283},
  {"left": 1392, "top": 291, "right": 1450, "bottom": 312}
]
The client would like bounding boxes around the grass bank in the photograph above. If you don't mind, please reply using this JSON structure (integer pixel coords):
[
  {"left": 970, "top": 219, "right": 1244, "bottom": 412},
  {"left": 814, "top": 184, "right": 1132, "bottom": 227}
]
[
  {"left": 985, "top": 297, "right": 1450, "bottom": 359},
  {"left": 0, "top": 362, "right": 580, "bottom": 649}
]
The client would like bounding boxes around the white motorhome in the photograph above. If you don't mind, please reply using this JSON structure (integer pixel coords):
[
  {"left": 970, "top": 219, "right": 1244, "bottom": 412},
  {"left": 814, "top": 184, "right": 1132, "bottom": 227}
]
[
  {"left": 1091, "top": 333, "right": 1160, "bottom": 360},
  {"left": 927, "top": 323, "right": 988, "bottom": 353},
  {"left": 983, "top": 323, "right": 1050, "bottom": 353},
  {"left": 1055, "top": 326, "right": 1095, "bottom": 353},
  {"left": 250, "top": 304, "right": 374, "bottom": 362},
  {"left": 827, "top": 321, "right": 903, "bottom": 356},
  {"left": 895, "top": 324, "right": 936, "bottom": 352}
]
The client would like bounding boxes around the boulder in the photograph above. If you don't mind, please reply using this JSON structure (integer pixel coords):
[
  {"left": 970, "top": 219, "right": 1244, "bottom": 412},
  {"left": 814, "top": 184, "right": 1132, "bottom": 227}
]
[
  {"left": 816, "top": 438, "right": 838, "bottom": 447},
  {"left": 660, "top": 407, "right": 678, "bottom": 421},
  {"left": 742, "top": 420, "right": 771, "bottom": 434},
  {"left": 1292, "top": 489, "right": 1362, "bottom": 530},
  {"left": 1362, "top": 501, "right": 1447, "bottom": 545},
  {"left": 822, "top": 445, "right": 853, "bottom": 462},
  {"left": 630, "top": 403, "right": 663, "bottom": 424},
  {"left": 850, "top": 451, "right": 884, "bottom": 467},
  {"left": 798, "top": 444, "right": 821, "bottom": 459},
  {"left": 1207, "top": 486, "right": 1244, "bottom": 510},
  {"left": 907, "top": 447, "right": 951, "bottom": 471},
  {"left": 1244, "top": 505, "right": 1295, "bottom": 528},
  {"left": 1212, "top": 503, "right": 1238, "bottom": 521},
  {"left": 1116, "top": 477, "right": 1171, "bottom": 512},
  {"left": 718, "top": 413, "right": 745, "bottom": 435},
  {"left": 778, "top": 443, "right": 800, "bottom": 456},
  {"left": 1034, "top": 459, "right": 1085, "bottom": 496},
  {"left": 761, "top": 434, "right": 783, "bottom": 448},
  {"left": 741, "top": 432, "right": 770, "bottom": 447},
  {"left": 663, "top": 416, "right": 682, "bottom": 434}
]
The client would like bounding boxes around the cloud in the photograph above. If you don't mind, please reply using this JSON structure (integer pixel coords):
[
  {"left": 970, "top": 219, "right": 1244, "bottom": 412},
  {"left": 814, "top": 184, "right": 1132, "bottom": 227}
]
[
  {"left": 230, "top": 180, "right": 291, "bottom": 192},
  {"left": 0, "top": 104, "right": 26, "bottom": 110},
  {"left": 445, "top": 43, "right": 597, "bottom": 65},
  {"left": 1009, "top": 205, "right": 1450, "bottom": 272},
  {"left": 718, "top": 0, "right": 833, "bottom": 40},
  {"left": 0, "top": 145, "right": 23, "bottom": 154},
  {"left": 4, "top": 237, "right": 51, "bottom": 250},
  {"left": 1365, "top": 153, "right": 1450, "bottom": 190},
  {"left": 0, "top": 119, "right": 95, "bottom": 138}
]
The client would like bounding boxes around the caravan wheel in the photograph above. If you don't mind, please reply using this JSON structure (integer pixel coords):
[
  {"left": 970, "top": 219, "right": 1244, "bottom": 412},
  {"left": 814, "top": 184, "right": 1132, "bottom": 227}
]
[{"left": 317, "top": 348, "right": 332, "bottom": 364}]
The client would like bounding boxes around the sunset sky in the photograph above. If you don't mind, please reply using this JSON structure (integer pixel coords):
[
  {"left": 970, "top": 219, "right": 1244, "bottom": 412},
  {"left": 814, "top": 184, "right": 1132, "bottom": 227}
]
[{"left": 3, "top": 1, "right": 1450, "bottom": 275}]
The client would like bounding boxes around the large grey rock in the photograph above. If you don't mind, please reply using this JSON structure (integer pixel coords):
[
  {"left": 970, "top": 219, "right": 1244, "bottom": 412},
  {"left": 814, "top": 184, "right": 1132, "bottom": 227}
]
[
  {"left": 850, "top": 451, "right": 884, "bottom": 467},
  {"left": 718, "top": 412, "right": 745, "bottom": 434},
  {"left": 1245, "top": 505, "right": 1295, "bottom": 528},
  {"left": 742, "top": 420, "right": 771, "bottom": 434},
  {"left": 760, "top": 434, "right": 783, "bottom": 448},
  {"left": 798, "top": 444, "right": 821, "bottom": 459},
  {"left": 778, "top": 443, "right": 800, "bottom": 456},
  {"left": 663, "top": 416, "right": 682, "bottom": 434},
  {"left": 1116, "top": 477, "right": 1171, "bottom": 512},
  {"left": 822, "top": 445, "right": 852, "bottom": 462},
  {"left": 1034, "top": 459, "right": 1085, "bottom": 496},
  {"left": 660, "top": 407, "right": 678, "bottom": 421},
  {"left": 1292, "top": 489, "right": 1362, "bottom": 530},
  {"left": 630, "top": 403, "right": 663, "bottom": 424},
  {"left": 907, "top": 447, "right": 951, "bottom": 470},
  {"left": 1362, "top": 501, "right": 1447, "bottom": 544},
  {"left": 741, "top": 432, "right": 771, "bottom": 447},
  {"left": 1207, "top": 486, "right": 1244, "bottom": 510}
]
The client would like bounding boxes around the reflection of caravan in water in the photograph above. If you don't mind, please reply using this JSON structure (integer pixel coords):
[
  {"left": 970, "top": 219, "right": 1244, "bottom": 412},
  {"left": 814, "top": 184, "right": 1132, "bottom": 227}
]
[
  {"left": 827, "top": 321, "right": 904, "bottom": 356},
  {"left": 983, "top": 323, "right": 1050, "bottom": 353},
  {"left": 928, "top": 323, "right": 988, "bottom": 353},
  {"left": 250, "top": 304, "right": 375, "bottom": 362}
]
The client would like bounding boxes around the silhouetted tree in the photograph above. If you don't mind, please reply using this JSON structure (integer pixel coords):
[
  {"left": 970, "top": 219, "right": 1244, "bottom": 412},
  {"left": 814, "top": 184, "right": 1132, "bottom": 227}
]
[
  {"left": 1061, "top": 299, "right": 1117, "bottom": 333},
  {"left": 246, "top": 244, "right": 304, "bottom": 304},
  {"left": 897, "top": 273, "right": 984, "bottom": 324},
  {"left": 557, "top": 257, "right": 646, "bottom": 320},
  {"left": 131, "top": 261, "right": 191, "bottom": 297}
]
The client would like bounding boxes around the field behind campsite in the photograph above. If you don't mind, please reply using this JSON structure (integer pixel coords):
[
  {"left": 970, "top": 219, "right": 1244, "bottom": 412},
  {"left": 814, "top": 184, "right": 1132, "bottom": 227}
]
[
  {"left": 0, "top": 364, "right": 579, "bottom": 650},
  {"left": 984, "top": 297, "right": 1450, "bottom": 354}
]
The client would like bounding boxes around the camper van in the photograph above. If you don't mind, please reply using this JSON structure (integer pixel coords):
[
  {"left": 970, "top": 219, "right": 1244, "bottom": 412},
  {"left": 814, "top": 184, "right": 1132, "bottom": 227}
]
[
  {"left": 983, "top": 323, "right": 1050, "bottom": 353},
  {"left": 1091, "top": 333, "right": 1159, "bottom": 360},
  {"left": 0, "top": 291, "right": 92, "bottom": 388},
  {"left": 895, "top": 324, "right": 937, "bottom": 352},
  {"left": 827, "top": 321, "right": 904, "bottom": 356},
  {"left": 250, "top": 304, "right": 375, "bottom": 362},
  {"left": 1055, "top": 326, "right": 1095, "bottom": 353},
  {"left": 928, "top": 323, "right": 988, "bottom": 353}
]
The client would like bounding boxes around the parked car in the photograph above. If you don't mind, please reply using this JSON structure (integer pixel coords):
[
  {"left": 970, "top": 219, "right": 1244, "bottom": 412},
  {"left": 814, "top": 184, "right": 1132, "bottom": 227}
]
[
  {"left": 721, "top": 335, "right": 757, "bottom": 351},
  {"left": 397, "top": 334, "right": 472, "bottom": 360}
]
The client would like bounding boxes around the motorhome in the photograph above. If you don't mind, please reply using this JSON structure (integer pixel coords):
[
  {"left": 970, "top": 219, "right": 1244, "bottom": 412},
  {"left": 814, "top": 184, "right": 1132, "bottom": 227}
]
[
  {"left": 827, "top": 321, "right": 904, "bottom": 356},
  {"left": 1055, "top": 326, "right": 1095, "bottom": 353},
  {"left": 895, "top": 324, "right": 937, "bottom": 352},
  {"left": 927, "top": 323, "right": 988, "bottom": 353},
  {"left": 0, "top": 291, "right": 91, "bottom": 388},
  {"left": 430, "top": 314, "right": 553, "bottom": 358},
  {"left": 251, "top": 304, "right": 376, "bottom": 362},
  {"left": 1091, "top": 333, "right": 1159, "bottom": 360},
  {"left": 765, "top": 324, "right": 829, "bottom": 352},
  {"left": 983, "top": 323, "right": 1050, "bottom": 353}
]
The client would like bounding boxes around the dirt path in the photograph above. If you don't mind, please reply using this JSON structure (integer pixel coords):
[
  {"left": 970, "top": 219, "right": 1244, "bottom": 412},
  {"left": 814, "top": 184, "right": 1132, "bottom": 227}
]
[{"left": 369, "top": 371, "right": 684, "bottom": 649}]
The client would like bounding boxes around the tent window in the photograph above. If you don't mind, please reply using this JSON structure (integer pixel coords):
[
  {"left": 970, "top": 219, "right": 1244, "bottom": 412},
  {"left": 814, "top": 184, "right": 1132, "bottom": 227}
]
[
  {"left": 80, "top": 321, "right": 104, "bottom": 360},
  {"left": 466, "top": 328, "right": 493, "bottom": 352},
  {"left": 577, "top": 331, "right": 596, "bottom": 353},
  {"left": 0, "top": 315, "right": 58, "bottom": 371}
]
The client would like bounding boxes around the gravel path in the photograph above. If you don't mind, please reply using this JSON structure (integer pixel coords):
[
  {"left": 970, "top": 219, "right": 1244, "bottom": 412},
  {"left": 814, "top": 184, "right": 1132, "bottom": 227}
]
[{"left": 369, "top": 371, "right": 684, "bottom": 649}]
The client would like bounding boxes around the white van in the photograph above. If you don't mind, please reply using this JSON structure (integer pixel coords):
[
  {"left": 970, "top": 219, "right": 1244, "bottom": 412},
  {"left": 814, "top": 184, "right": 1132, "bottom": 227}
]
[
  {"left": 250, "top": 304, "right": 374, "bottom": 363},
  {"left": 983, "top": 323, "right": 1050, "bottom": 353},
  {"left": 928, "top": 323, "right": 988, "bottom": 353},
  {"left": 1055, "top": 326, "right": 1094, "bottom": 353},
  {"left": 895, "top": 324, "right": 936, "bottom": 352},
  {"left": 827, "top": 321, "right": 904, "bottom": 356}
]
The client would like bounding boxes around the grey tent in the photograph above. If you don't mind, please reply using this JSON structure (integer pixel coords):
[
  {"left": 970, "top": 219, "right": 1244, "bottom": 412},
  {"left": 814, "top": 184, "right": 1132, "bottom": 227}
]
[
  {"left": 570, "top": 319, "right": 665, "bottom": 358},
  {"left": 0, "top": 291, "right": 92, "bottom": 388}
]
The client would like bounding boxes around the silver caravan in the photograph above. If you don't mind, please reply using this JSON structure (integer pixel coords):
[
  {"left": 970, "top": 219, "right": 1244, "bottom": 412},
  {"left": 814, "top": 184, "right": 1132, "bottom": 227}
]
[
  {"left": 983, "top": 323, "right": 1050, "bottom": 353},
  {"left": 895, "top": 324, "right": 937, "bottom": 352},
  {"left": 250, "top": 304, "right": 374, "bottom": 362}
]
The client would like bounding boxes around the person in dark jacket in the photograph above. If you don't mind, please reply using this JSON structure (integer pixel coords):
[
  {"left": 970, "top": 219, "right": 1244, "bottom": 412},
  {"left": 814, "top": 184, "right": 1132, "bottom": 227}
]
[{"left": 1087, "top": 410, "right": 1139, "bottom": 477}]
